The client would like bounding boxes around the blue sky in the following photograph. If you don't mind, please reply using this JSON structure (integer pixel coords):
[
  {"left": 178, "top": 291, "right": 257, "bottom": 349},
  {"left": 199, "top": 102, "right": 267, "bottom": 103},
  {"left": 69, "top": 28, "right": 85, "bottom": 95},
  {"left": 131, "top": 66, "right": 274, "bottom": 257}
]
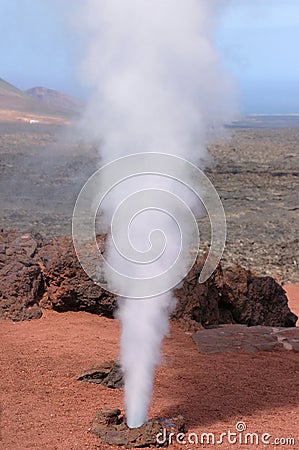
[
  {"left": 217, "top": 1, "right": 299, "bottom": 113},
  {"left": 1, "top": 0, "right": 299, "bottom": 114}
]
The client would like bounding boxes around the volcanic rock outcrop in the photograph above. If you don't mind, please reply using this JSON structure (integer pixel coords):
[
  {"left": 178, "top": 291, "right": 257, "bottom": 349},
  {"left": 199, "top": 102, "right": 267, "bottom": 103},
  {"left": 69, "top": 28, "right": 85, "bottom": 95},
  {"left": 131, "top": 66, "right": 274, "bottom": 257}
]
[
  {"left": 0, "top": 230, "right": 43, "bottom": 320},
  {"left": 37, "top": 235, "right": 116, "bottom": 316},
  {"left": 173, "top": 255, "right": 298, "bottom": 329},
  {"left": 0, "top": 230, "right": 297, "bottom": 328}
]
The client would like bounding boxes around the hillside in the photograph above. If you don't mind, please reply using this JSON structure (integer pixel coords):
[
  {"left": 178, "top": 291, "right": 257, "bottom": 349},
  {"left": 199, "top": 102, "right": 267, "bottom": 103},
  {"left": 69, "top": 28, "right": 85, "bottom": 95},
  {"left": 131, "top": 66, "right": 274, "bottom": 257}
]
[
  {"left": 0, "top": 78, "right": 31, "bottom": 109},
  {"left": 0, "top": 78, "right": 80, "bottom": 124},
  {"left": 0, "top": 78, "right": 26, "bottom": 97},
  {"left": 26, "top": 86, "right": 84, "bottom": 113}
]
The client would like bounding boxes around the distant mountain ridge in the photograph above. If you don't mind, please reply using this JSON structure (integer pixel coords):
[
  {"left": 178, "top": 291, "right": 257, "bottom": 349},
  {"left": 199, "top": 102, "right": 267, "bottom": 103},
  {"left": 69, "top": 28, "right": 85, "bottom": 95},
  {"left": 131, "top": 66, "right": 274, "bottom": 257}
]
[
  {"left": 26, "top": 86, "right": 84, "bottom": 113},
  {"left": 0, "top": 77, "right": 82, "bottom": 124}
]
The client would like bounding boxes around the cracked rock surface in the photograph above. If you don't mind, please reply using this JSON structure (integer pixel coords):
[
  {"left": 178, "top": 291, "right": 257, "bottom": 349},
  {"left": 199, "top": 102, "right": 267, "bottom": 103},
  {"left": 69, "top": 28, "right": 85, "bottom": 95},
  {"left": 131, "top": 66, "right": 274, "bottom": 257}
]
[{"left": 92, "top": 409, "right": 185, "bottom": 448}]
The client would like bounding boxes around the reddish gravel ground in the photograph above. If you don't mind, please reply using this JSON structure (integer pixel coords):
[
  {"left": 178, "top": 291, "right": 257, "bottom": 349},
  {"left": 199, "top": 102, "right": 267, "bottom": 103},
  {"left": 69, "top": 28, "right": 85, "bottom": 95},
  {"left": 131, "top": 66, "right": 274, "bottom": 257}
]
[{"left": 0, "top": 285, "right": 298, "bottom": 450}]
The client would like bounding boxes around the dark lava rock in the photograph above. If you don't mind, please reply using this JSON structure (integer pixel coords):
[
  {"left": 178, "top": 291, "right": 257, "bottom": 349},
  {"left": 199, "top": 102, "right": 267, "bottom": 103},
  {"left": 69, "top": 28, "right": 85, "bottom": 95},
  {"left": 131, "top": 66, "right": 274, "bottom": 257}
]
[
  {"left": 173, "top": 256, "right": 297, "bottom": 330},
  {"left": 0, "top": 230, "right": 297, "bottom": 329},
  {"left": 173, "top": 256, "right": 223, "bottom": 329},
  {"left": 92, "top": 408, "right": 185, "bottom": 448},
  {"left": 77, "top": 360, "right": 123, "bottom": 389},
  {"left": 0, "top": 230, "right": 43, "bottom": 321},
  {"left": 37, "top": 236, "right": 116, "bottom": 316},
  {"left": 221, "top": 267, "right": 298, "bottom": 327}
]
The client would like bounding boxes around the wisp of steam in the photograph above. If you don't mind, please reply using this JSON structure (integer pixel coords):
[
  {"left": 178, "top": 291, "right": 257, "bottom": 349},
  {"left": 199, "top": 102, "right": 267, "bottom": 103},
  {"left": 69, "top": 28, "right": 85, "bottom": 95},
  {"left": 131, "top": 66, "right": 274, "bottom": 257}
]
[{"left": 76, "top": 0, "right": 235, "bottom": 429}]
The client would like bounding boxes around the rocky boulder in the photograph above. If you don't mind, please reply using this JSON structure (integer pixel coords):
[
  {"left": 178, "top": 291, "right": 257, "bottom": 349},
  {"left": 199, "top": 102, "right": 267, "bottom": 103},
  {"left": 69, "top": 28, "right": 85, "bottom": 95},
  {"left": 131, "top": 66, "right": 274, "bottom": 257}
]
[
  {"left": 221, "top": 267, "right": 297, "bottom": 327},
  {"left": 0, "top": 230, "right": 43, "bottom": 321},
  {"left": 173, "top": 255, "right": 297, "bottom": 329},
  {"left": 173, "top": 256, "right": 223, "bottom": 328},
  {"left": 37, "top": 236, "right": 116, "bottom": 316}
]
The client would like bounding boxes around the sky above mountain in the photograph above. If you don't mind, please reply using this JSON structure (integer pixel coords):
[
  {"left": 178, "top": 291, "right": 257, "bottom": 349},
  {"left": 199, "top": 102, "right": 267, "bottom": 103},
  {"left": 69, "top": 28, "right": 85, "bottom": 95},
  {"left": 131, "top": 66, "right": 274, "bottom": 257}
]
[{"left": 1, "top": 0, "right": 299, "bottom": 114}]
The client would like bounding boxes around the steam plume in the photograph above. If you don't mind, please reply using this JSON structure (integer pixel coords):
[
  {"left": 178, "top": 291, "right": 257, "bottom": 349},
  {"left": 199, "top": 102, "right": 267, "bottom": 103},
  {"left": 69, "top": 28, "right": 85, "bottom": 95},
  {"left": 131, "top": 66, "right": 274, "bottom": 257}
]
[{"left": 76, "top": 0, "right": 234, "bottom": 428}]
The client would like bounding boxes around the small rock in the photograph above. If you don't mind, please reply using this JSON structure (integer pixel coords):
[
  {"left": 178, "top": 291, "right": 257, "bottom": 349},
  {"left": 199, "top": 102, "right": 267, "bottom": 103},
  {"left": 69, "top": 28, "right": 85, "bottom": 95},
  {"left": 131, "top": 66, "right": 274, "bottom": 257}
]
[{"left": 77, "top": 360, "right": 123, "bottom": 389}]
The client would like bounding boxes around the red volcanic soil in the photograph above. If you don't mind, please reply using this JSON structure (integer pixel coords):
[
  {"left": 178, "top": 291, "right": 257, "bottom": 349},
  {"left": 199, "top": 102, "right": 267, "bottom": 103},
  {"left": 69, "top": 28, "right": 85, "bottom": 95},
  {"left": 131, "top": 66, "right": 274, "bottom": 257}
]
[
  {"left": 0, "top": 287, "right": 298, "bottom": 450},
  {"left": 285, "top": 285, "right": 299, "bottom": 318}
]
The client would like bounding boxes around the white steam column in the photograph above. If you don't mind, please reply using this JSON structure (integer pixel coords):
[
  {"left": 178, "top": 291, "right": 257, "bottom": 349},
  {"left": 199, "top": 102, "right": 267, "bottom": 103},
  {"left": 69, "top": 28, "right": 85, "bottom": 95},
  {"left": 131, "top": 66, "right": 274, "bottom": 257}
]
[{"left": 74, "top": 0, "right": 235, "bottom": 429}]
